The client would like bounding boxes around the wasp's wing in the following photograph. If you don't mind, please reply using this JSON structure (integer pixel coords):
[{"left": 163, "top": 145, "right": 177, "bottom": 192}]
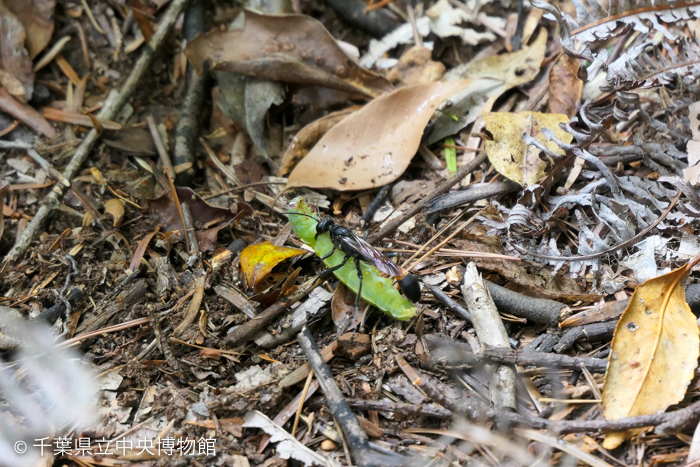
[{"left": 344, "top": 234, "right": 405, "bottom": 278}]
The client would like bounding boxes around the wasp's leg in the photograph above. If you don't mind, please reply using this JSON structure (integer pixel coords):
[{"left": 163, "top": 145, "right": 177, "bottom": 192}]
[
  {"left": 319, "top": 246, "right": 336, "bottom": 261},
  {"left": 315, "top": 254, "right": 350, "bottom": 283},
  {"left": 353, "top": 257, "right": 363, "bottom": 332}
]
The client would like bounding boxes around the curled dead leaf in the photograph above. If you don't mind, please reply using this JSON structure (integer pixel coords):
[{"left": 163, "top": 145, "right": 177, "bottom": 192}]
[
  {"left": 5, "top": 0, "right": 55, "bottom": 59},
  {"left": 103, "top": 198, "right": 125, "bottom": 227},
  {"left": 185, "top": 10, "right": 392, "bottom": 98},
  {"left": 331, "top": 282, "right": 364, "bottom": 335},
  {"left": 0, "top": 1, "right": 33, "bottom": 100},
  {"left": 129, "top": 228, "right": 159, "bottom": 272},
  {"left": 482, "top": 111, "right": 573, "bottom": 188},
  {"left": 148, "top": 187, "right": 252, "bottom": 251},
  {"left": 602, "top": 264, "right": 700, "bottom": 449},
  {"left": 287, "top": 79, "right": 470, "bottom": 191},
  {"left": 548, "top": 54, "right": 583, "bottom": 118}
]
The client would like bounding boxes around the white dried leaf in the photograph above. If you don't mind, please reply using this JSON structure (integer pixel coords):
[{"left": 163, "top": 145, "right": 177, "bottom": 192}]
[
  {"left": 243, "top": 411, "right": 336, "bottom": 467},
  {"left": 360, "top": 17, "right": 431, "bottom": 68}
]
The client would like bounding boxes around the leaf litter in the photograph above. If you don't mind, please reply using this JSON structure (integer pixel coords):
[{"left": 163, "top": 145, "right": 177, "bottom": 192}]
[{"left": 3, "top": 1, "right": 700, "bottom": 466}]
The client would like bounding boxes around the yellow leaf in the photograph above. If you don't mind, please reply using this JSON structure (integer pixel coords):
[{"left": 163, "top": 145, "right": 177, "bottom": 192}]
[
  {"left": 601, "top": 264, "right": 700, "bottom": 449},
  {"left": 482, "top": 112, "right": 573, "bottom": 188},
  {"left": 104, "top": 198, "right": 125, "bottom": 227},
  {"left": 239, "top": 241, "right": 306, "bottom": 292}
]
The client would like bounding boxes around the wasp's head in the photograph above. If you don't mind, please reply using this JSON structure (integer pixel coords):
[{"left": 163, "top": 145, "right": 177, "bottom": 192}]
[{"left": 316, "top": 218, "right": 334, "bottom": 235}]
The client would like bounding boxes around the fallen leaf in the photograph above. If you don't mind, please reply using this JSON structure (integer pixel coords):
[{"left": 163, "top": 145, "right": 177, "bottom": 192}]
[
  {"left": 214, "top": 285, "right": 257, "bottom": 318},
  {"left": 0, "top": 87, "right": 55, "bottom": 137},
  {"left": 279, "top": 106, "right": 359, "bottom": 176},
  {"left": 424, "top": 29, "right": 547, "bottom": 145},
  {"left": 103, "top": 126, "right": 157, "bottom": 155},
  {"left": 103, "top": 198, "right": 125, "bottom": 227},
  {"left": 0, "top": 69, "right": 26, "bottom": 98},
  {"left": 601, "top": 264, "right": 700, "bottom": 449},
  {"left": 5, "top": 0, "right": 55, "bottom": 59},
  {"left": 0, "top": 1, "right": 33, "bottom": 100},
  {"left": 331, "top": 282, "right": 364, "bottom": 334},
  {"left": 185, "top": 10, "right": 392, "bottom": 98},
  {"left": 386, "top": 45, "right": 446, "bottom": 86},
  {"left": 148, "top": 187, "right": 251, "bottom": 251},
  {"left": 287, "top": 79, "right": 470, "bottom": 191},
  {"left": 427, "top": 0, "right": 500, "bottom": 46},
  {"left": 249, "top": 266, "right": 302, "bottom": 305},
  {"left": 239, "top": 241, "right": 306, "bottom": 292},
  {"left": 548, "top": 54, "right": 583, "bottom": 118},
  {"left": 215, "top": 73, "right": 284, "bottom": 158},
  {"left": 482, "top": 111, "right": 573, "bottom": 188},
  {"left": 242, "top": 411, "right": 334, "bottom": 467},
  {"left": 360, "top": 17, "right": 431, "bottom": 69},
  {"left": 129, "top": 228, "right": 159, "bottom": 272}
]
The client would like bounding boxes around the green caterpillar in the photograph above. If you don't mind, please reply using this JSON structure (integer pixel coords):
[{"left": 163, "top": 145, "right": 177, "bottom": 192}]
[{"left": 287, "top": 197, "right": 416, "bottom": 321}]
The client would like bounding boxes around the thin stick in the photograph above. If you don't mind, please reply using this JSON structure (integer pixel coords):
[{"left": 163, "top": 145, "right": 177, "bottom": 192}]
[
  {"left": 366, "top": 151, "right": 487, "bottom": 244},
  {"left": 291, "top": 371, "right": 314, "bottom": 437},
  {"left": 399, "top": 209, "right": 466, "bottom": 269},
  {"left": 405, "top": 211, "right": 481, "bottom": 273},
  {"left": 147, "top": 115, "right": 176, "bottom": 179},
  {"left": 297, "top": 327, "right": 402, "bottom": 467},
  {"left": 4, "top": 0, "right": 191, "bottom": 264}
]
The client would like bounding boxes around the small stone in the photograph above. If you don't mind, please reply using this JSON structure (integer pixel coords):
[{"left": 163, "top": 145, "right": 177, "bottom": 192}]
[
  {"left": 336, "top": 333, "right": 371, "bottom": 360},
  {"left": 320, "top": 439, "right": 338, "bottom": 451}
]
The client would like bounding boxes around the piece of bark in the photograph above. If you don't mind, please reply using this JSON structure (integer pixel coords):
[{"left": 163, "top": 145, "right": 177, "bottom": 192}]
[
  {"left": 460, "top": 263, "right": 516, "bottom": 410},
  {"left": 424, "top": 335, "right": 607, "bottom": 373},
  {"left": 426, "top": 181, "right": 520, "bottom": 214},
  {"left": 485, "top": 281, "right": 566, "bottom": 327},
  {"left": 336, "top": 333, "right": 371, "bottom": 360},
  {"left": 75, "top": 279, "right": 148, "bottom": 336},
  {"left": 553, "top": 321, "right": 617, "bottom": 353},
  {"left": 35, "top": 287, "right": 83, "bottom": 323}
]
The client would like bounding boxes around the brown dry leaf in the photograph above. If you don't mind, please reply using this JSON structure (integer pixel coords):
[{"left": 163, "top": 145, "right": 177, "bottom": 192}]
[
  {"left": 104, "top": 126, "right": 157, "bottom": 155},
  {"left": 601, "top": 264, "right": 700, "bottom": 449},
  {"left": 239, "top": 241, "right": 306, "bottom": 292},
  {"left": 482, "top": 111, "right": 573, "bottom": 188},
  {"left": 548, "top": 54, "right": 583, "bottom": 118},
  {"left": 0, "top": 1, "right": 33, "bottom": 100},
  {"left": 386, "top": 45, "right": 446, "bottom": 86},
  {"left": 279, "top": 106, "right": 359, "bottom": 176},
  {"left": 129, "top": 228, "right": 159, "bottom": 272},
  {"left": 103, "top": 198, "right": 125, "bottom": 227},
  {"left": 185, "top": 10, "right": 392, "bottom": 98},
  {"left": 148, "top": 187, "right": 252, "bottom": 251},
  {"left": 331, "top": 282, "right": 364, "bottom": 334},
  {"left": 287, "top": 79, "right": 470, "bottom": 191},
  {"left": 0, "top": 86, "right": 55, "bottom": 137},
  {"left": 5, "top": 0, "right": 55, "bottom": 59}
]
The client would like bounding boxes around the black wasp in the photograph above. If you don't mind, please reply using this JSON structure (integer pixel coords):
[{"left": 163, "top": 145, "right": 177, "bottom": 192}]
[{"left": 290, "top": 213, "right": 421, "bottom": 313}]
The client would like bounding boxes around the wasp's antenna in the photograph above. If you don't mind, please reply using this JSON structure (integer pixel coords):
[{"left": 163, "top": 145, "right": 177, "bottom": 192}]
[
  {"left": 285, "top": 212, "right": 320, "bottom": 222},
  {"left": 270, "top": 186, "right": 291, "bottom": 214}
]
